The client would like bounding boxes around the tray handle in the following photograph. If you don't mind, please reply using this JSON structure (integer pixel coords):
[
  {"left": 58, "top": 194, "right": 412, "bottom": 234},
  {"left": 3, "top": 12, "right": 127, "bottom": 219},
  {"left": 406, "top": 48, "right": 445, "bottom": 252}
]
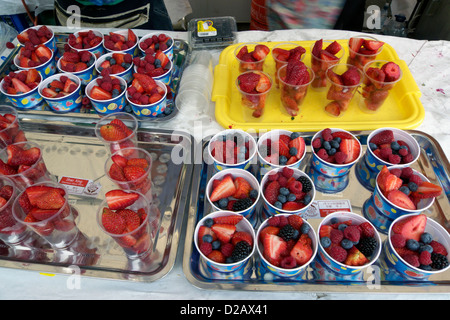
[{"left": 212, "top": 64, "right": 231, "bottom": 102}]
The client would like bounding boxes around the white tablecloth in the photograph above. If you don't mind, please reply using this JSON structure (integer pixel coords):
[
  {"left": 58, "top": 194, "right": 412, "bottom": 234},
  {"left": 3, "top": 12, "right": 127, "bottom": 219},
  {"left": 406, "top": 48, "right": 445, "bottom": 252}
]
[{"left": 0, "top": 28, "right": 449, "bottom": 300}]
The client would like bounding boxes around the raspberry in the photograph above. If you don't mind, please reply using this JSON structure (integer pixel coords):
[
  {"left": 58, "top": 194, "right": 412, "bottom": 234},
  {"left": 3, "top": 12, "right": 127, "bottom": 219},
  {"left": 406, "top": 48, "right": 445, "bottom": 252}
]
[
  {"left": 409, "top": 174, "right": 422, "bottom": 186},
  {"left": 280, "top": 256, "right": 297, "bottom": 269},
  {"left": 6, "top": 42, "right": 15, "bottom": 49},
  {"left": 278, "top": 176, "right": 288, "bottom": 187},
  {"left": 329, "top": 245, "right": 347, "bottom": 262},
  {"left": 317, "top": 148, "right": 328, "bottom": 161},
  {"left": 278, "top": 215, "right": 289, "bottom": 228},
  {"left": 199, "top": 242, "right": 212, "bottom": 256},
  {"left": 322, "top": 128, "right": 333, "bottom": 141},
  {"left": 288, "top": 180, "right": 303, "bottom": 194},
  {"left": 220, "top": 242, "right": 234, "bottom": 257},
  {"left": 343, "top": 225, "right": 361, "bottom": 243},
  {"left": 359, "top": 222, "right": 375, "bottom": 238},
  {"left": 403, "top": 254, "right": 420, "bottom": 267},
  {"left": 267, "top": 215, "right": 280, "bottom": 227},
  {"left": 419, "top": 250, "right": 432, "bottom": 266},
  {"left": 281, "top": 166, "right": 294, "bottom": 178},
  {"left": 390, "top": 233, "right": 406, "bottom": 248},
  {"left": 334, "top": 151, "right": 346, "bottom": 164},
  {"left": 287, "top": 215, "right": 303, "bottom": 230},
  {"left": 402, "top": 153, "right": 414, "bottom": 164},
  {"left": 312, "top": 138, "right": 322, "bottom": 149},
  {"left": 267, "top": 172, "right": 279, "bottom": 181},
  {"left": 388, "top": 154, "right": 401, "bottom": 164},
  {"left": 400, "top": 167, "right": 414, "bottom": 180},
  {"left": 398, "top": 148, "right": 409, "bottom": 156},
  {"left": 330, "top": 228, "right": 344, "bottom": 244},
  {"left": 379, "top": 147, "right": 392, "bottom": 160},
  {"left": 429, "top": 240, "right": 448, "bottom": 256},
  {"left": 390, "top": 168, "right": 402, "bottom": 178}
]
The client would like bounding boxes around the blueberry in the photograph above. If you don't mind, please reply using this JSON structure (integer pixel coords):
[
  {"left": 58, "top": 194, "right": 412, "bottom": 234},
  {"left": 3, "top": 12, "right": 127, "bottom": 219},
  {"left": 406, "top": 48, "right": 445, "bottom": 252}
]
[
  {"left": 292, "top": 229, "right": 300, "bottom": 240},
  {"left": 302, "top": 194, "right": 312, "bottom": 204},
  {"left": 218, "top": 198, "right": 229, "bottom": 209},
  {"left": 323, "top": 141, "right": 331, "bottom": 150},
  {"left": 418, "top": 244, "right": 433, "bottom": 253},
  {"left": 369, "top": 142, "right": 378, "bottom": 151},
  {"left": 279, "top": 155, "right": 287, "bottom": 165},
  {"left": 330, "top": 140, "right": 340, "bottom": 149},
  {"left": 406, "top": 239, "right": 420, "bottom": 251},
  {"left": 399, "top": 186, "right": 410, "bottom": 195},
  {"left": 274, "top": 201, "right": 283, "bottom": 209},
  {"left": 279, "top": 187, "right": 290, "bottom": 196},
  {"left": 341, "top": 238, "right": 353, "bottom": 250},
  {"left": 110, "top": 58, "right": 116, "bottom": 65},
  {"left": 321, "top": 237, "right": 331, "bottom": 248},
  {"left": 333, "top": 137, "right": 341, "bottom": 144},
  {"left": 249, "top": 189, "right": 258, "bottom": 199},
  {"left": 408, "top": 182, "right": 418, "bottom": 192},
  {"left": 277, "top": 195, "right": 287, "bottom": 203},
  {"left": 420, "top": 264, "right": 432, "bottom": 271},
  {"left": 204, "top": 218, "right": 214, "bottom": 228},
  {"left": 338, "top": 224, "right": 348, "bottom": 231},
  {"left": 420, "top": 232, "right": 433, "bottom": 244},
  {"left": 212, "top": 240, "right": 221, "bottom": 250},
  {"left": 290, "top": 132, "right": 300, "bottom": 139},
  {"left": 166, "top": 39, "right": 173, "bottom": 47},
  {"left": 391, "top": 141, "right": 400, "bottom": 151},
  {"left": 300, "top": 223, "right": 310, "bottom": 234},
  {"left": 202, "top": 234, "right": 213, "bottom": 243},
  {"left": 105, "top": 56, "right": 112, "bottom": 61},
  {"left": 288, "top": 193, "right": 297, "bottom": 202},
  {"left": 112, "top": 89, "right": 120, "bottom": 97},
  {"left": 330, "top": 218, "right": 339, "bottom": 225},
  {"left": 327, "top": 148, "right": 337, "bottom": 156},
  {"left": 289, "top": 147, "right": 298, "bottom": 156}
]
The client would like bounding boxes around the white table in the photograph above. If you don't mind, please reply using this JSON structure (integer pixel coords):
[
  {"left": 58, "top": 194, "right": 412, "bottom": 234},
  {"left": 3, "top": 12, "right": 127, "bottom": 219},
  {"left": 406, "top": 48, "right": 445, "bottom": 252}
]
[{"left": 0, "top": 28, "right": 449, "bottom": 300}]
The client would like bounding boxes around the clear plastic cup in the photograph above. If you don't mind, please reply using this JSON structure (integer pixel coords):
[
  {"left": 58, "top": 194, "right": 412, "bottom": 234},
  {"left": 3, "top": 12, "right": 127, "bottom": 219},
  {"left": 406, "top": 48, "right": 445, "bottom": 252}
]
[
  {"left": 0, "top": 105, "right": 25, "bottom": 149},
  {"left": 235, "top": 42, "right": 268, "bottom": 73},
  {"left": 236, "top": 71, "right": 272, "bottom": 118},
  {"left": 347, "top": 36, "right": 383, "bottom": 70},
  {"left": 310, "top": 40, "right": 344, "bottom": 90},
  {"left": 272, "top": 42, "right": 306, "bottom": 87}
]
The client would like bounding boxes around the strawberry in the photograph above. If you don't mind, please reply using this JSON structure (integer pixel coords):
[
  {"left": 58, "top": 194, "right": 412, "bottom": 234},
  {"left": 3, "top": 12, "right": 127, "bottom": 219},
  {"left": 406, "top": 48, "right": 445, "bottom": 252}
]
[
  {"left": 325, "top": 101, "right": 341, "bottom": 117},
  {"left": 339, "top": 138, "right": 360, "bottom": 164},
  {"left": 348, "top": 37, "right": 364, "bottom": 58},
  {"left": 207, "top": 250, "right": 226, "bottom": 263},
  {"left": 262, "top": 233, "right": 287, "bottom": 267},
  {"left": 123, "top": 165, "right": 146, "bottom": 181},
  {"left": 264, "top": 180, "right": 280, "bottom": 205},
  {"left": 155, "top": 50, "right": 170, "bottom": 68},
  {"left": 411, "top": 181, "right": 443, "bottom": 199},
  {"left": 209, "top": 174, "right": 237, "bottom": 202},
  {"left": 111, "top": 154, "right": 128, "bottom": 168},
  {"left": 117, "top": 209, "right": 141, "bottom": 232},
  {"left": 341, "top": 67, "right": 361, "bottom": 86},
  {"left": 282, "top": 201, "right": 305, "bottom": 211},
  {"left": 381, "top": 62, "right": 401, "bottom": 82},
  {"left": 110, "top": 119, "right": 133, "bottom": 136},
  {"left": 34, "top": 44, "right": 52, "bottom": 60},
  {"left": 30, "top": 207, "right": 59, "bottom": 221},
  {"left": 392, "top": 214, "right": 427, "bottom": 242},
  {"left": 290, "top": 233, "right": 313, "bottom": 265},
  {"left": 133, "top": 73, "right": 157, "bottom": 93},
  {"left": 126, "top": 158, "right": 149, "bottom": 170},
  {"left": 251, "top": 44, "right": 270, "bottom": 61},
  {"left": 108, "top": 163, "right": 126, "bottom": 181},
  {"left": 90, "top": 86, "right": 113, "bottom": 100},
  {"left": 231, "top": 231, "right": 253, "bottom": 246},
  {"left": 35, "top": 189, "right": 66, "bottom": 210},
  {"left": 105, "top": 190, "right": 139, "bottom": 210},
  {"left": 377, "top": 166, "right": 403, "bottom": 195},
  {"left": 212, "top": 215, "right": 243, "bottom": 225},
  {"left": 233, "top": 177, "right": 252, "bottom": 199},
  {"left": 311, "top": 39, "right": 323, "bottom": 58},
  {"left": 99, "top": 123, "right": 127, "bottom": 141},
  {"left": 259, "top": 225, "right": 280, "bottom": 242},
  {"left": 18, "top": 192, "right": 33, "bottom": 213},
  {"left": 288, "top": 136, "right": 305, "bottom": 160},
  {"left": 197, "top": 225, "right": 217, "bottom": 245},
  {"left": 237, "top": 72, "right": 261, "bottom": 93},
  {"left": 387, "top": 190, "right": 416, "bottom": 210},
  {"left": 211, "top": 223, "right": 236, "bottom": 243},
  {"left": 363, "top": 40, "right": 384, "bottom": 51},
  {"left": 319, "top": 225, "right": 333, "bottom": 239},
  {"left": 287, "top": 215, "right": 303, "bottom": 230},
  {"left": 324, "top": 41, "right": 342, "bottom": 55},
  {"left": 11, "top": 78, "right": 31, "bottom": 94},
  {"left": 25, "top": 185, "right": 65, "bottom": 207},
  {"left": 101, "top": 207, "right": 126, "bottom": 234},
  {"left": 255, "top": 72, "right": 271, "bottom": 92},
  {"left": 344, "top": 246, "right": 369, "bottom": 266}
]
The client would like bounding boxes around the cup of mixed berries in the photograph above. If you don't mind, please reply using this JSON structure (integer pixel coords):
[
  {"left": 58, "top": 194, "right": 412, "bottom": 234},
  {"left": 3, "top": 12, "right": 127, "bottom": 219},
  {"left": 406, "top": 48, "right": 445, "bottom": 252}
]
[
  {"left": 138, "top": 33, "right": 174, "bottom": 61},
  {"left": 85, "top": 74, "right": 127, "bottom": 114},
  {"left": 0, "top": 69, "right": 44, "bottom": 110},
  {"left": 38, "top": 73, "right": 82, "bottom": 113},
  {"left": 17, "top": 25, "right": 56, "bottom": 51},
  {"left": 68, "top": 29, "right": 105, "bottom": 58},
  {"left": 95, "top": 52, "right": 134, "bottom": 84},
  {"left": 13, "top": 43, "right": 56, "bottom": 80},
  {"left": 57, "top": 49, "right": 97, "bottom": 86}
]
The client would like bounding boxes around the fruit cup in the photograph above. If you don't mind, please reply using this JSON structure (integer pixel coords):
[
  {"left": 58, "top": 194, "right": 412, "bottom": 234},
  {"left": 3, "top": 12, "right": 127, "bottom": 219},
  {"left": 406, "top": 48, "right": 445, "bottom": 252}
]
[
  {"left": 94, "top": 112, "right": 139, "bottom": 155},
  {"left": 0, "top": 141, "right": 53, "bottom": 191},
  {"left": 194, "top": 211, "right": 256, "bottom": 273},
  {"left": 17, "top": 25, "right": 56, "bottom": 52},
  {"left": 317, "top": 211, "right": 382, "bottom": 276},
  {"left": 360, "top": 60, "right": 403, "bottom": 113},
  {"left": 260, "top": 167, "right": 315, "bottom": 218},
  {"left": 207, "top": 129, "right": 257, "bottom": 172},
  {"left": 0, "top": 176, "right": 32, "bottom": 245},
  {"left": 256, "top": 214, "right": 317, "bottom": 278},
  {"left": 56, "top": 50, "right": 97, "bottom": 86},
  {"left": 97, "top": 189, "right": 154, "bottom": 259},
  {"left": 235, "top": 43, "right": 270, "bottom": 73},
  {"left": 324, "top": 64, "right": 363, "bottom": 117},
  {"left": 271, "top": 42, "right": 306, "bottom": 87},
  {"left": 138, "top": 32, "right": 174, "bottom": 61},
  {"left": 347, "top": 36, "right": 384, "bottom": 70},
  {"left": 95, "top": 52, "right": 134, "bottom": 84},
  {"left": 363, "top": 165, "right": 440, "bottom": 233},
  {"left": 236, "top": 70, "right": 272, "bottom": 118},
  {"left": 355, "top": 127, "right": 420, "bottom": 191},
  {"left": 0, "top": 69, "right": 44, "bottom": 110},
  {"left": 310, "top": 39, "right": 344, "bottom": 89},
  {"left": 133, "top": 53, "right": 173, "bottom": 86},
  {"left": 86, "top": 75, "right": 127, "bottom": 115},
  {"left": 14, "top": 44, "right": 56, "bottom": 80},
  {"left": 68, "top": 29, "right": 105, "bottom": 58},
  {"left": 105, "top": 147, "right": 153, "bottom": 198},
  {"left": 0, "top": 105, "right": 26, "bottom": 149},
  {"left": 12, "top": 181, "right": 80, "bottom": 249},
  {"left": 205, "top": 168, "right": 260, "bottom": 226},
  {"left": 103, "top": 29, "right": 139, "bottom": 57},
  {"left": 257, "top": 130, "right": 306, "bottom": 176},
  {"left": 277, "top": 61, "right": 314, "bottom": 117},
  {"left": 126, "top": 79, "right": 168, "bottom": 118},
  {"left": 38, "top": 73, "right": 82, "bottom": 113},
  {"left": 385, "top": 213, "right": 450, "bottom": 280}
]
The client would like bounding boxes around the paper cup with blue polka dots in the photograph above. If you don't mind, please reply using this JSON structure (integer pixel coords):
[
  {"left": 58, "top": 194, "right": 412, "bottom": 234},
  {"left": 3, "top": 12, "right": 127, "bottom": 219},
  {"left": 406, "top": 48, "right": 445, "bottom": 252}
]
[
  {"left": 0, "top": 72, "right": 44, "bottom": 110},
  {"left": 95, "top": 52, "right": 134, "bottom": 84},
  {"left": 69, "top": 29, "right": 105, "bottom": 59},
  {"left": 56, "top": 50, "right": 97, "bottom": 86},
  {"left": 138, "top": 33, "right": 174, "bottom": 61},
  {"left": 86, "top": 76, "right": 127, "bottom": 115},
  {"left": 194, "top": 211, "right": 256, "bottom": 273},
  {"left": 126, "top": 80, "right": 167, "bottom": 118},
  {"left": 385, "top": 213, "right": 450, "bottom": 280},
  {"left": 207, "top": 129, "right": 257, "bottom": 172},
  {"left": 205, "top": 168, "right": 260, "bottom": 226},
  {"left": 17, "top": 25, "right": 56, "bottom": 52},
  {"left": 260, "top": 167, "right": 315, "bottom": 217},
  {"left": 38, "top": 73, "right": 82, "bottom": 113},
  {"left": 317, "top": 211, "right": 382, "bottom": 276},
  {"left": 104, "top": 29, "right": 139, "bottom": 57},
  {"left": 256, "top": 214, "right": 317, "bottom": 278},
  {"left": 14, "top": 49, "right": 56, "bottom": 80}
]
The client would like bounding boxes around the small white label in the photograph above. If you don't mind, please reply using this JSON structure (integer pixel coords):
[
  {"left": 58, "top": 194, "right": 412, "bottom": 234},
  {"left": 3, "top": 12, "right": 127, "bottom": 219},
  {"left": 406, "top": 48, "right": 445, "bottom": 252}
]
[
  {"left": 302, "top": 199, "right": 352, "bottom": 219},
  {"left": 59, "top": 176, "right": 101, "bottom": 198}
]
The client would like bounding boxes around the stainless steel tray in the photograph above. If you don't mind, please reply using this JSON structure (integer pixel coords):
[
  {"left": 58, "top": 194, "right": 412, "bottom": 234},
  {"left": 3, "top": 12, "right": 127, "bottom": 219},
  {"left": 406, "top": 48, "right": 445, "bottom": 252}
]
[
  {"left": 0, "top": 118, "right": 194, "bottom": 282},
  {"left": 183, "top": 130, "right": 450, "bottom": 293},
  {"left": 0, "top": 33, "right": 190, "bottom": 123}
]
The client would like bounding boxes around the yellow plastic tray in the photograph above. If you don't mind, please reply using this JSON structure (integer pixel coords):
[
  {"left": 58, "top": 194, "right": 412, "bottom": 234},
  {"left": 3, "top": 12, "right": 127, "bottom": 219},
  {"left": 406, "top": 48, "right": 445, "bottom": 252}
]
[{"left": 212, "top": 40, "right": 424, "bottom": 132}]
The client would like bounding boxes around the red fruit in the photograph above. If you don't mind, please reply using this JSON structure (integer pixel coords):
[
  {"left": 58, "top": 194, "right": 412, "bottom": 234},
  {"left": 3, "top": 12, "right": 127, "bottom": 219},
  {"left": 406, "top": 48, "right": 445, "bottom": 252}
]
[
  {"left": 324, "top": 101, "right": 341, "bottom": 117},
  {"left": 363, "top": 40, "right": 384, "bottom": 51},
  {"left": 390, "top": 233, "right": 406, "bottom": 248},
  {"left": 341, "top": 67, "right": 361, "bottom": 86},
  {"left": 419, "top": 250, "right": 432, "bottom": 266},
  {"left": 209, "top": 174, "right": 237, "bottom": 202},
  {"left": 429, "top": 240, "right": 448, "bottom": 256},
  {"left": 381, "top": 62, "right": 401, "bottom": 82},
  {"left": 319, "top": 225, "right": 333, "bottom": 239},
  {"left": 311, "top": 39, "right": 323, "bottom": 58},
  {"left": 324, "top": 41, "right": 342, "bottom": 55},
  {"left": 99, "top": 123, "right": 127, "bottom": 141},
  {"left": 117, "top": 209, "right": 141, "bottom": 232},
  {"left": 233, "top": 177, "right": 252, "bottom": 199},
  {"left": 330, "top": 228, "right": 344, "bottom": 244},
  {"left": 197, "top": 225, "right": 217, "bottom": 246},
  {"left": 387, "top": 190, "right": 416, "bottom": 210},
  {"left": 403, "top": 254, "right": 420, "bottom": 268},
  {"left": 11, "top": 78, "right": 31, "bottom": 94},
  {"left": 231, "top": 231, "right": 253, "bottom": 246},
  {"left": 411, "top": 181, "right": 443, "bottom": 199},
  {"left": 329, "top": 245, "right": 347, "bottom": 262},
  {"left": 359, "top": 222, "right": 375, "bottom": 238},
  {"left": 255, "top": 73, "right": 271, "bottom": 92},
  {"left": 109, "top": 163, "right": 126, "bottom": 181},
  {"left": 212, "top": 215, "right": 243, "bottom": 225},
  {"left": 123, "top": 165, "right": 146, "bottom": 181},
  {"left": 251, "top": 44, "right": 270, "bottom": 61},
  {"left": 392, "top": 214, "right": 427, "bottom": 242},
  {"left": 343, "top": 225, "right": 361, "bottom": 243},
  {"left": 90, "top": 86, "right": 113, "bottom": 100},
  {"left": 34, "top": 45, "right": 52, "bottom": 60},
  {"left": 288, "top": 136, "right": 305, "bottom": 160},
  {"left": 282, "top": 201, "right": 305, "bottom": 211},
  {"left": 133, "top": 73, "right": 157, "bottom": 93},
  {"left": 280, "top": 256, "right": 297, "bottom": 269},
  {"left": 344, "top": 246, "right": 369, "bottom": 266},
  {"left": 259, "top": 225, "right": 280, "bottom": 242},
  {"left": 377, "top": 166, "right": 403, "bottom": 195},
  {"left": 207, "top": 250, "right": 226, "bottom": 263},
  {"left": 339, "top": 138, "right": 360, "bottom": 164},
  {"left": 101, "top": 207, "right": 126, "bottom": 234},
  {"left": 105, "top": 190, "right": 139, "bottom": 210},
  {"left": 287, "top": 215, "right": 303, "bottom": 230},
  {"left": 126, "top": 158, "right": 149, "bottom": 170},
  {"left": 35, "top": 189, "right": 66, "bottom": 210},
  {"left": 264, "top": 180, "right": 280, "bottom": 205},
  {"left": 263, "top": 233, "right": 287, "bottom": 266},
  {"left": 199, "top": 241, "right": 212, "bottom": 256},
  {"left": 348, "top": 37, "right": 364, "bottom": 58},
  {"left": 290, "top": 233, "right": 313, "bottom": 266},
  {"left": 211, "top": 223, "right": 236, "bottom": 243},
  {"left": 30, "top": 207, "right": 59, "bottom": 221}
]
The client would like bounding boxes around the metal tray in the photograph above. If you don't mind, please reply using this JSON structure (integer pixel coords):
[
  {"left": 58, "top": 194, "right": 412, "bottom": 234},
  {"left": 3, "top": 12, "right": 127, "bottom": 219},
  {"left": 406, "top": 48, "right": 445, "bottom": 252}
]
[
  {"left": 0, "top": 32, "right": 190, "bottom": 123},
  {"left": 183, "top": 130, "right": 450, "bottom": 293},
  {"left": 0, "top": 118, "right": 194, "bottom": 282}
]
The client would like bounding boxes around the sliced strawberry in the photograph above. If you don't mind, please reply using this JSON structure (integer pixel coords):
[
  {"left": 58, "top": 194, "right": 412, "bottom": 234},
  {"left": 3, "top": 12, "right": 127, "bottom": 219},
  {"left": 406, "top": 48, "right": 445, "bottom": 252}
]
[
  {"left": 35, "top": 189, "right": 66, "bottom": 210},
  {"left": 34, "top": 44, "right": 52, "bottom": 60},
  {"left": 363, "top": 40, "right": 384, "bottom": 51},
  {"left": 212, "top": 215, "right": 243, "bottom": 225},
  {"left": 108, "top": 163, "right": 126, "bottom": 181},
  {"left": 290, "top": 233, "right": 313, "bottom": 266},
  {"left": 411, "top": 181, "right": 443, "bottom": 199},
  {"left": 255, "top": 73, "right": 271, "bottom": 93},
  {"left": 288, "top": 136, "right": 305, "bottom": 160},
  {"left": 30, "top": 207, "right": 59, "bottom": 221},
  {"left": 90, "top": 86, "right": 112, "bottom": 100},
  {"left": 231, "top": 231, "right": 253, "bottom": 246},
  {"left": 117, "top": 209, "right": 141, "bottom": 232},
  {"left": 133, "top": 73, "right": 157, "bottom": 93},
  {"left": 105, "top": 190, "right": 139, "bottom": 210},
  {"left": 198, "top": 225, "right": 217, "bottom": 245},
  {"left": 251, "top": 44, "right": 270, "bottom": 61},
  {"left": 259, "top": 225, "right": 280, "bottom": 242},
  {"left": 348, "top": 37, "right": 364, "bottom": 58},
  {"left": 207, "top": 250, "right": 226, "bottom": 263},
  {"left": 25, "top": 68, "right": 40, "bottom": 84},
  {"left": 211, "top": 223, "right": 236, "bottom": 243},
  {"left": 371, "top": 130, "right": 394, "bottom": 146},
  {"left": 262, "top": 233, "right": 287, "bottom": 267},
  {"left": 339, "top": 138, "right": 360, "bottom": 164},
  {"left": 311, "top": 39, "right": 323, "bottom": 58},
  {"left": 209, "top": 174, "right": 237, "bottom": 202},
  {"left": 63, "top": 78, "right": 78, "bottom": 93},
  {"left": 282, "top": 201, "right": 305, "bottom": 211},
  {"left": 101, "top": 207, "right": 126, "bottom": 234},
  {"left": 381, "top": 61, "right": 401, "bottom": 82},
  {"left": 319, "top": 225, "right": 333, "bottom": 239},
  {"left": 387, "top": 190, "right": 416, "bottom": 210},
  {"left": 42, "top": 87, "right": 59, "bottom": 98},
  {"left": 127, "top": 29, "right": 137, "bottom": 43},
  {"left": 99, "top": 123, "right": 127, "bottom": 141},
  {"left": 344, "top": 246, "right": 369, "bottom": 266},
  {"left": 377, "top": 166, "right": 403, "bottom": 195},
  {"left": 11, "top": 78, "right": 31, "bottom": 94},
  {"left": 324, "top": 41, "right": 342, "bottom": 55},
  {"left": 264, "top": 180, "right": 280, "bottom": 205},
  {"left": 155, "top": 50, "right": 170, "bottom": 68},
  {"left": 392, "top": 214, "right": 427, "bottom": 242}
]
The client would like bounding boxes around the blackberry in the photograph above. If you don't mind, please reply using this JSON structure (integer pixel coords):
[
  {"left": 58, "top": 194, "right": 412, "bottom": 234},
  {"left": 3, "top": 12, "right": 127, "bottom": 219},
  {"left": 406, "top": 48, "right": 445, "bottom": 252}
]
[
  {"left": 231, "top": 241, "right": 252, "bottom": 262},
  {"left": 232, "top": 198, "right": 253, "bottom": 212},
  {"left": 298, "top": 176, "right": 312, "bottom": 193},
  {"left": 278, "top": 224, "right": 296, "bottom": 241},
  {"left": 356, "top": 237, "right": 378, "bottom": 257},
  {"left": 431, "top": 253, "right": 449, "bottom": 270}
]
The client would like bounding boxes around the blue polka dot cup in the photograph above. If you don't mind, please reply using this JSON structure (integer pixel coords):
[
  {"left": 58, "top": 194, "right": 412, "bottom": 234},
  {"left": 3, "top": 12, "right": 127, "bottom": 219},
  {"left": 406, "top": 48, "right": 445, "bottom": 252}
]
[
  {"left": 17, "top": 25, "right": 56, "bottom": 52},
  {"left": 257, "top": 130, "right": 306, "bottom": 177},
  {"left": 86, "top": 76, "right": 127, "bottom": 115},
  {"left": 126, "top": 80, "right": 167, "bottom": 118},
  {"left": 56, "top": 50, "right": 97, "bottom": 86},
  {"left": 384, "top": 214, "right": 450, "bottom": 280},
  {"left": 310, "top": 128, "right": 362, "bottom": 178},
  {"left": 256, "top": 214, "right": 317, "bottom": 278},
  {"left": 104, "top": 29, "right": 139, "bottom": 57},
  {"left": 133, "top": 56, "right": 173, "bottom": 86},
  {"left": 205, "top": 168, "right": 260, "bottom": 226},
  {"left": 317, "top": 211, "right": 382, "bottom": 276},
  {"left": 194, "top": 211, "right": 256, "bottom": 273},
  {"left": 95, "top": 52, "right": 133, "bottom": 84},
  {"left": 308, "top": 164, "right": 350, "bottom": 194},
  {"left": 14, "top": 49, "right": 56, "bottom": 80},
  {"left": 69, "top": 29, "right": 105, "bottom": 59},
  {"left": 260, "top": 167, "right": 315, "bottom": 217},
  {"left": 138, "top": 33, "right": 174, "bottom": 61},
  {"left": 38, "top": 73, "right": 82, "bottom": 113},
  {"left": 207, "top": 129, "right": 257, "bottom": 172},
  {"left": 0, "top": 72, "right": 44, "bottom": 110}
]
